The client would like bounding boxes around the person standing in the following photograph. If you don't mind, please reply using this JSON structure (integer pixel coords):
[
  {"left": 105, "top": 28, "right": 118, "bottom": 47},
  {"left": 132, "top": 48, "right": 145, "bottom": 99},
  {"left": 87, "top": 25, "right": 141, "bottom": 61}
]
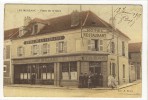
[
  {"left": 108, "top": 74, "right": 112, "bottom": 88},
  {"left": 111, "top": 74, "right": 118, "bottom": 89},
  {"left": 84, "top": 73, "right": 88, "bottom": 88},
  {"left": 88, "top": 75, "right": 92, "bottom": 89},
  {"left": 99, "top": 73, "right": 103, "bottom": 87},
  {"left": 79, "top": 73, "right": 84, "bottom": 88}
]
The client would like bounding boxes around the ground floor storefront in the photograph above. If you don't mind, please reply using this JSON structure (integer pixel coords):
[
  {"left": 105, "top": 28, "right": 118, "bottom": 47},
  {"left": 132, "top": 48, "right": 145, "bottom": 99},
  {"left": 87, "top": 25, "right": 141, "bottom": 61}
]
[{"left": 12, "top": 54, "right": 109, "bottom": 87}]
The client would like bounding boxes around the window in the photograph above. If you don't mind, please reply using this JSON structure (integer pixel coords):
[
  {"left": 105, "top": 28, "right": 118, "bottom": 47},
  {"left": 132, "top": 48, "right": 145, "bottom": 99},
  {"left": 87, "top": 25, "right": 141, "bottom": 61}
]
[
  {"left": 3, "top": 47, "right": 6, "bottom": 59},
  {"left": 59, "top": 42, "right": 64, "bottom": 52},
  {"left": 88, "top": 39, "right": 103, "bottom": 51},
  {"left": 110, "top": 42, "right": 115, "bottom": 53},
  {"left": 122, "top": 41, "right": 125, "bottom": 56},
  {"left": 42, "top": 43, "right": 49, "bottom": 54},
  {"left": 34, "top": 24, "right": 38, "bottom": 34},
  {"left": 61, "top": 62, "right": 77, "bottom": 80},
  {"left": 3, "top": 65, "right": 6, "bottom": 73},
  {"left": 31, "top": 45, "right": 39, "bottom": 55},
  {"left": 17, "top": 46, "right": 24, "bottom": 57},
  {"left": 112, "top": 63, "right": 115, "bottom": 76},
  {"left": 123, "top": 64, "right": 125, "bottom": 78},
  {"left": 56, "top": 41, "right": 67, "bottom": 53},
  {"left": 6, "top": 45, "right": 10, "bottom": 59},
  {"left": 110, "top": 62, "right": 115, "bottom": 75},
  {"left": 42, "top": 64, "right": 54, "bottom": 80}
]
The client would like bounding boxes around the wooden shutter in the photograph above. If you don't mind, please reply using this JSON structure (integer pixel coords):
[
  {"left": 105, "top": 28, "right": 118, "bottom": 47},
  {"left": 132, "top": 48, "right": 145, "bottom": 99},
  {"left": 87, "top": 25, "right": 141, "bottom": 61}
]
[
  {"left": 40, "top": 44, "right": 43, "bottom": 55},
  {"left": 17, "top": 47, "right": 19, "bottom": 57},
  {"left": 56, "top": 42, "right": 59, "bottom": 53},
  {"left": 64, "top": 41, "right": 67, "bottom": 53},
  {"left": 88, "top": 39, "right": 91, "bottom": 51},
  {"left": 31, "top": 45, "right": 33, "bottom": 55},
  {"left": 47, "top": 44, "right": 50, "bottom": 54},
  {"left": 23, "top": 47, "right": 25, "bottom": 56},
  {"left": 100, "top": 40, "right": 103, "bottom": 51},
  {"left": 37, "top": 45, "right": 40, "bottom": 55}
]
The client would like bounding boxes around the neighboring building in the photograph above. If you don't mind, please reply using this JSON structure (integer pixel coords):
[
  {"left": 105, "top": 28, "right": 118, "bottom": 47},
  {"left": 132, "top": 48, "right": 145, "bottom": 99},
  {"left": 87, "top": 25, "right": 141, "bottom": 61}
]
[
  {"left": 4, "top": 10, "right": 130, "bottom": 87},
  {"left": 128, "top": 42, "right": 142, "bottom": 82},
  {"left": 4, "top": 28, "right": 19, "bottom": 85}
]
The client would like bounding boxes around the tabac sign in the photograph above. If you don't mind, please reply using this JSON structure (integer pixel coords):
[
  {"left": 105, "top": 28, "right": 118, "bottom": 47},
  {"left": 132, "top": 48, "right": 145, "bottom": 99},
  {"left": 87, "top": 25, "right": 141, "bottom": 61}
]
[{"left": 82, "top": 27, "right": 108, "bottom": 38}]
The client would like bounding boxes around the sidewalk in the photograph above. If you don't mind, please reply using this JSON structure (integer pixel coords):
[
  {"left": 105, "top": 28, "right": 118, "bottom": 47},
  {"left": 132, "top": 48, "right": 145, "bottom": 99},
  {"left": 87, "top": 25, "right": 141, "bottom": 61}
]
[{"left": 5, "top": 80, "right": 141, "bottom": 90}]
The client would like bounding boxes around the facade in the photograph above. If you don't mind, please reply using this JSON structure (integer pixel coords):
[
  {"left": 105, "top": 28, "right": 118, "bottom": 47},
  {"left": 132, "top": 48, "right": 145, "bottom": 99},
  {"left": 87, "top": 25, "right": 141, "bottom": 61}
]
[
  {"left": 4, "top": 11, "right": 130, "bottom": 87},
  {"left": 128, "top": 42, "right": 142, "bottom": 82},
  {"left": 4, "top": 28, "right": 19, "bottom": 85}
]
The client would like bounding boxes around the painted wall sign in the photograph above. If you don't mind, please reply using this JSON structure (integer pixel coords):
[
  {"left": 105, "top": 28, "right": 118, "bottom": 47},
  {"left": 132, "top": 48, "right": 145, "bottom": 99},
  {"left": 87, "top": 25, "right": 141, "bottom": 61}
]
[
  {"left": 12, "top": 55, "right": 107, "bottom": 64},
  {"left": 82, "top": 28, "right": 107, "bottom": 38},
  {"left": 24, "top": 36, "right": 65, "bottom": 44}
]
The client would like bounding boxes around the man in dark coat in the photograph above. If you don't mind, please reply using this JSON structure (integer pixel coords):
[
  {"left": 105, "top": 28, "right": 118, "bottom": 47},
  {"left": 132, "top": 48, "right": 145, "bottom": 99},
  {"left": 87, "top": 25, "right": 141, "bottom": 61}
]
[
  {"left": 99, "top": 73, "right": 103, "bottom": 87},
  {"left": 79, "top": 73, "right": 84, "bottom": 88},
  {"left": 84, "top": 73, "right": 88, "bottom": 88}
]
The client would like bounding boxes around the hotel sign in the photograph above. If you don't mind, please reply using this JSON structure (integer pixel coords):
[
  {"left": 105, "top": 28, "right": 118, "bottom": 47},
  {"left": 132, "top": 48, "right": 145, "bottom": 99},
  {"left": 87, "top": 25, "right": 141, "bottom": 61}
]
[
  {"left": 24, "top": 36, "right": 65, "bottom": 44},
  {"left": 82, "top": 28, "right": 107, "bottom": 38}
]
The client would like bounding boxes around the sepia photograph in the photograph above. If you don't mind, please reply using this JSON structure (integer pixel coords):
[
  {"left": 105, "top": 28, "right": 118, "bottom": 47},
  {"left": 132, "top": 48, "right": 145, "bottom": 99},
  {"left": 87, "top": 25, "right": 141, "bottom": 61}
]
[{"left": 3, "top": 3, "right": 144, "bottom": 98}]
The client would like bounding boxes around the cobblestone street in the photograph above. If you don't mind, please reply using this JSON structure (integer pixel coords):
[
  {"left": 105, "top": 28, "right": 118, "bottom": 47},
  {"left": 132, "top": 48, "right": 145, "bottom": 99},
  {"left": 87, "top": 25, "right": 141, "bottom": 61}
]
[{"left": 3, "top": 83, "right": 141, "bottom": 98}]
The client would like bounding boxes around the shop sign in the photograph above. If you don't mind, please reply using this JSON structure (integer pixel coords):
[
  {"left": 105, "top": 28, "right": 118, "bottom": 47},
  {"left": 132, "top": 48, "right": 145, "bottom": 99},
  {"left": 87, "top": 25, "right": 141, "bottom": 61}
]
[
  {"left": 83, "top": 56, "right": 107, "bottom": 61},
  {"left": 24, "top": 36, "right": 65, "bottom": 44}
]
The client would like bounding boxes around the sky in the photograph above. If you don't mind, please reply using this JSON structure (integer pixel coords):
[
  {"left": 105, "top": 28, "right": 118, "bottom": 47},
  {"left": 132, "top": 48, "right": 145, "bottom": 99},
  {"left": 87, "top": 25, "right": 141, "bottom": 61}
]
[{"left": 4, "top": 4, "right": 142, "bottom": 43}]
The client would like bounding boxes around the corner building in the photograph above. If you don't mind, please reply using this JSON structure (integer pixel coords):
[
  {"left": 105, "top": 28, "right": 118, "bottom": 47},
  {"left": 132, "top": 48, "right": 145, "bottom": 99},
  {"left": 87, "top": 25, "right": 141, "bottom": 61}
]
[{"left": 8, "top": 11, "right": 130, "bottom": 87}]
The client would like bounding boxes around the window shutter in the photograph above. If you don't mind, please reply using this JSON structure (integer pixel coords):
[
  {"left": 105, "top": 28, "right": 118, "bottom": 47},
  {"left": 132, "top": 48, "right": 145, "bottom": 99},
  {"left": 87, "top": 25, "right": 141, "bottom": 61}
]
[
  {"left": 17, "top": 47, "right": 19, "bottom": 57},
  {"left": 88, "top": 39, "right": 91, "bottom": 51},
  {"left": 37, "top": 45, "right": 40, "bottom": 55},
  {"left": 56, "top": 42, "right": 59, "bottom": 53},
  {"left": 40, "top": 44, "right": 43, "bottom": 55},
  {"left": 23, "top": 47, "right": 25, "bottom": 56},
  {"left": 100, "top": 40, "right": 103, "bottom": 51},
  {"left": 47, "top": 44, "right": 50, "bottom": 54},
  {"left": 64, "top": 41, "right": 67, "bottom": 53},
  {"left": 31, "top": 46, "right": 33, "bottom": 55}
]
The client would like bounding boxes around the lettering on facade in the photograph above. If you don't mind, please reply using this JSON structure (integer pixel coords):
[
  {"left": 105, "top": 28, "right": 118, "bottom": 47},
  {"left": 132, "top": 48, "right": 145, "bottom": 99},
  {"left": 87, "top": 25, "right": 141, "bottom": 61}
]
[
  {"left": 12, "top": 55, "right": 107, "bottom": 64},
  {"left": 82, "top": 28, "right": 107, "bottom": 38},
  {"left": 24, "top": 36, "right": 65, "bottom": 44},
  {"left": 83, "top": 56, "right": 107, "bottom": 61}
]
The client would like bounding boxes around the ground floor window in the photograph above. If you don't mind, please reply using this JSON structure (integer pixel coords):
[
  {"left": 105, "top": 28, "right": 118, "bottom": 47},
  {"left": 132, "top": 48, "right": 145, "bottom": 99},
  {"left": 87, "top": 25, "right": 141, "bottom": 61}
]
[
  {"left": 89, "top": 62, "right": 101, "bottom": 74},
  {"left": 61, "top": 62, "right": 77, "bottom": 80},
  {"left": 14, "top": 63, "right": 54, "bottom": 84}
]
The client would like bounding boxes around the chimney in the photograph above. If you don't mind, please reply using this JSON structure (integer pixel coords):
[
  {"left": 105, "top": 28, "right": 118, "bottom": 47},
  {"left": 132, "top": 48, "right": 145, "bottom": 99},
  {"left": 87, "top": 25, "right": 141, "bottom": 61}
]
[
  {"left": 109, "top": 17, "right": 116, "bottom": 29},
  {"left": 71, "top": 10, "right": 80, "bottom": 27},
  {"left": 24, "top": 16, "right": 31, "bottom": 26}
]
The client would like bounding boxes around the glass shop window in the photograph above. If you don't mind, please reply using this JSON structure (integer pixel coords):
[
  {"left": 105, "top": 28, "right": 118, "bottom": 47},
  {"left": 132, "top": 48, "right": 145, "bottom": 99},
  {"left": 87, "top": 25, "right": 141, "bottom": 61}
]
[{"left": 61, "top": 62, "right": 77, "bottom": 80}]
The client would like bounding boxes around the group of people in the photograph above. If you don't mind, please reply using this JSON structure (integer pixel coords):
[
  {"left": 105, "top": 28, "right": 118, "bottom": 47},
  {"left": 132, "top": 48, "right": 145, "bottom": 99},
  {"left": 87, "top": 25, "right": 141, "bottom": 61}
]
[
  {"left": 78, "top": 73, "right": 103, "bottom": 89},
  {"left": 108, "top": 74, "right": 118, "bottom": 89}
]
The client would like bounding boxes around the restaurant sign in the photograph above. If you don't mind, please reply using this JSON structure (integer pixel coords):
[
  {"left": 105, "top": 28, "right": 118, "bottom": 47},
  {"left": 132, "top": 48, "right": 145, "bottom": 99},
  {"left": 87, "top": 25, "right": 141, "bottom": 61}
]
[{"left": 82, "top": 28, "right": 107, "bottom": 38}]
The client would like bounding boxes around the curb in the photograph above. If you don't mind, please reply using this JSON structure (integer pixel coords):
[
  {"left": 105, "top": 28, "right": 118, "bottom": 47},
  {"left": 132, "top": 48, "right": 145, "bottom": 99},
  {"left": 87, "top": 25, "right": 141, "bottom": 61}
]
[{"left": 4, "top": 80, "right": 141, "bottom": 90}]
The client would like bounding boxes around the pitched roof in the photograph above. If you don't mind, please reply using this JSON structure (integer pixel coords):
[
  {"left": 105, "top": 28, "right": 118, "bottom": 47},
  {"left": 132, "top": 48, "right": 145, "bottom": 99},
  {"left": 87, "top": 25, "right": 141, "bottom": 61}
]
[
  {"left": 4, "top": 10, "right": 130, "bottom": 40},
  {"left": 4, "top": 28, "right": 19, "bottom": 40},
  {"left": 128, "top": 42, "right": 142, "bottom": 53}
]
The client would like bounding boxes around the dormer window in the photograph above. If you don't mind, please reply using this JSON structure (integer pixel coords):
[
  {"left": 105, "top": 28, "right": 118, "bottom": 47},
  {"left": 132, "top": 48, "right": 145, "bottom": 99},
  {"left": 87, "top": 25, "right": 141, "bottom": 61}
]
[
  {"left": 34, "top": 24, "right": 38, "bottom": 34},
  {"left": 31, "top": 24, "right": 38, "bottom": 35}
]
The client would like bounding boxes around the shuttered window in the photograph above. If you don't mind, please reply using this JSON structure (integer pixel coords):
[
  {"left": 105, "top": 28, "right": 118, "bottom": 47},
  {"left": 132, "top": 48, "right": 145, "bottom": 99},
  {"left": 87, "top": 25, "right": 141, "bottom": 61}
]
[
  {"left": 88, "top": 39, "right": 103, "bottom": 51},
  {"left": 56, "top": 41, "right": 67, "bottom": 53},
  {"left": 31, "top": 45, "right": 39, "bottom": 55},
  {"left": 17, "top": 46, "right": 25, "bottom": 57}
]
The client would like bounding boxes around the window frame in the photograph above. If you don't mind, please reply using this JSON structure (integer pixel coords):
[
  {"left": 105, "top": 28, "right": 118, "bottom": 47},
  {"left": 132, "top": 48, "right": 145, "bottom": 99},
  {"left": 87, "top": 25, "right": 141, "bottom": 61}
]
[
  {"left": 3, "top": 65, "right": 7, "bottom": 73},
  {"left": 17, "top": 46, "right": 24, "bottom": 57},
  {"left": 123, "top": 64, "right": 125, "bottom": 78},
  {"left": 61, "top": 62, "right": 77, "bottom": 80}
]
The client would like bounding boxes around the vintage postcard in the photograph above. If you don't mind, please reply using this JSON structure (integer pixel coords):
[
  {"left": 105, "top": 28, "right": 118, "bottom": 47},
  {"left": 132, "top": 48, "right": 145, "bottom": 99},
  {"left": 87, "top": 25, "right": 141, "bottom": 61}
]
[{"left": 3, "top": 4, "right": 143, "bottom": 98}]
